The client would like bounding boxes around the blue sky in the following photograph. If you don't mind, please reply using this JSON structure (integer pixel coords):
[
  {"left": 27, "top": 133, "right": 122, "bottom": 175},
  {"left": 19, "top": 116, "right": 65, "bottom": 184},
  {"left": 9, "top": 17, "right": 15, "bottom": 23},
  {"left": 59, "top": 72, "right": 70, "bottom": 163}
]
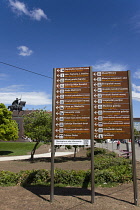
[{"left": 1, "top": 0, "right": 140, "bottom": 117}]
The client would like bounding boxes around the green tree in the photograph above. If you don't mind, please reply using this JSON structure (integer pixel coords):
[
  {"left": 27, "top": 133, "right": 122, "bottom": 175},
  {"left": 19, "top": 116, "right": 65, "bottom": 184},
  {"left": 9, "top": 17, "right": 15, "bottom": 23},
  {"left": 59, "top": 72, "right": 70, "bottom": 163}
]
[
  {"left": 134, "top": 128, "right": 139, "bottom": 141},
  {"left": 23, "top": 110, "right": 52, "bottom": 160},
  {"left": 0, "top": 103, "right": 18, "bottom": 141}
]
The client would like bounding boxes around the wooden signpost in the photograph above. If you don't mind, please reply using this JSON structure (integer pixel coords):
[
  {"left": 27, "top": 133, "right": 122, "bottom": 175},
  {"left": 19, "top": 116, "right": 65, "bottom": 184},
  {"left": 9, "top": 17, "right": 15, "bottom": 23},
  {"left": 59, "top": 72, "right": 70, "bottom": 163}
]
[
  {"left": 54, "top": 67, "right": 91, "bottom": 145},
  {"left": 51, "top": 67, "right": 137, "bottom": 205}
]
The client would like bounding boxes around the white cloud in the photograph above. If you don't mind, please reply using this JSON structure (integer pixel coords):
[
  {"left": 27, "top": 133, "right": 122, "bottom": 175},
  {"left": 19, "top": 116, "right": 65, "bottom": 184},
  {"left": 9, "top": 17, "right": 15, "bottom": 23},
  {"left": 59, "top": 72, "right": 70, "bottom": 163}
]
[
  {"left": 0, "top": 85, "right": 52, "bottom": 105},
  {"left": 92, "top": 61, "right": 128, "bottom": 72},
  {"left": 9, "top": 0, "right": 48, "bottom": 21},
  {"left": 0, "top": 91, "right": 51, "bottom": 105},
  {"left": 132, "top": 84, "right": 140, "bottom": 92},
  {"left": 0, "top": 73, "right": 8, "bottom": 80},
  {"left": 132, "top": 84, "right": 140, "bottom": 101},
  {"left": 17, "top": 46, "right": 33, "bottom": 56},
  {"left": 9, "top": 0, "right": 28, "bottom": 15},
  {"left": 130, "top": 14, "right": 140, "bottom": 32},
  {"left": 133, "top": 71, "right": 140, "bottom": 79},
  {"left": 132, "top": 91, "right": 140, "bottom": 101},
  {"left": 0, "top": 85, "right": 25, "bottom": 92},
  {"left": 30, "top": 8, "right": 48, "bottom": 21}
]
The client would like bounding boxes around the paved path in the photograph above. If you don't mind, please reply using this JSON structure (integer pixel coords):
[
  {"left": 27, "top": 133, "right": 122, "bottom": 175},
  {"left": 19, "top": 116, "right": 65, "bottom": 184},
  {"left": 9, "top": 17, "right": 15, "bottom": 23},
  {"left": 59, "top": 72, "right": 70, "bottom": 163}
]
[
  {"left": 96, "top": 142, "right": 140, "bottom": 161},
  {"left": 0, "top": 152, "right": 74, "bottom": 161},
  {"left": 0, "top": 142, "right": 139, "bottom": 162}
]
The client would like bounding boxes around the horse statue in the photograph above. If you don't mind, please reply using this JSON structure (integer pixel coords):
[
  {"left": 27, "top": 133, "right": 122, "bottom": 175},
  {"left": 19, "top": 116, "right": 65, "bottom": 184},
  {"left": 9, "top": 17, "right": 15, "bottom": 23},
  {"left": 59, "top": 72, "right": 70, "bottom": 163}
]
[{"left": 8, "top": 98, "right": 26, "bottom": 112}]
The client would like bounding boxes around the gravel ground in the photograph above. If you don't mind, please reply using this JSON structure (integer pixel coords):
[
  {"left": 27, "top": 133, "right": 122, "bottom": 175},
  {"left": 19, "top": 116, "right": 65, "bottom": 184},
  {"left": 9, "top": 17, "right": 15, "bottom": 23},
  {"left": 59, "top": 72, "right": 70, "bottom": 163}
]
[{"left": 0, "top": 145, "right": 140, "bottom": 210}]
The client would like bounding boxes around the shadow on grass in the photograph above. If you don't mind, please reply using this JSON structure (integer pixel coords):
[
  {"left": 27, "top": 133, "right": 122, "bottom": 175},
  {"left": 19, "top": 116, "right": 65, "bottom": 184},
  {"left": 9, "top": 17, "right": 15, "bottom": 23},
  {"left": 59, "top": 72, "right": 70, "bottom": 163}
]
[
  {"left": 0, "top": 151, "right": 13, "bottom": 156},
  {"left": 21, "top": 156, "right": 90, "bottom": 163},
  {"left": 23, "top": 184, "right": 134, "bottom": 205}
]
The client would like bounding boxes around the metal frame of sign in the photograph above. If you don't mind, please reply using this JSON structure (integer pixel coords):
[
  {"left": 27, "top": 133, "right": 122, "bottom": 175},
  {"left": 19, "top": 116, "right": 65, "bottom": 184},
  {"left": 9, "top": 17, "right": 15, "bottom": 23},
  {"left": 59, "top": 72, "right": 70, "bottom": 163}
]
[
  {"left": 50, "top": 68, "right": 56, "bottom": 202},
  {"left": 128, "top": 71, "right": 138, "bottom": 206},
  {"left": 50, "top": 68, "right": 138, "bottom": 206},
  {"left": 90, "top": 66, "right": 95, "bottom": 203},
  {"left": 50, "top": 67, "right": 95, "bottom": 202}
]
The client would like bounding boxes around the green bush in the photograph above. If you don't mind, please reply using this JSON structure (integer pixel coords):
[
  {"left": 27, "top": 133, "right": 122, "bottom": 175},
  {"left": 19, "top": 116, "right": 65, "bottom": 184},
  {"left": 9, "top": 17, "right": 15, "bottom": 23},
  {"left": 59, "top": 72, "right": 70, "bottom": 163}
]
[
  {"left": 94, "top": 164, "right": 132, "bottom": 184},
  {"left": 0, "top": 171, "right": 18, "bottom": 186},
  {"left": 54, "top": 169, "right": 88, "bottom": 186},
  {"left": 94, "top": 156, "right": 131, "bottom": 170},
  {"left": 18, "top": 169, "right": 50, "bottom": 186},
  {"left": 0, "top": 165, "right": 132, "bottom": 187},
  {"left": 87, "top": 147, "right": 117, "bottom": 157},
  {"left": 0, "top": 148, "right": 132, "bottom": 187}
]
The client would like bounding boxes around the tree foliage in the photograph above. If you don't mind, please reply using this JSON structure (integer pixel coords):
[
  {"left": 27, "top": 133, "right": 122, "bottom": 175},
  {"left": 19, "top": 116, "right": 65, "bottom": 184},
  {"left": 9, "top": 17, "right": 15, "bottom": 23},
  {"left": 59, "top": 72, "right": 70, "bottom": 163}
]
[
  {"left": 24, "top": 110, "right": 52, "bottom": 142},
  {"left": 134, "top": 128, "right": 139, "bottom": 136},
  {"left": 0, "top": 103, "right": 18, "bottom": 141},
  {"left": 23, "top": 110, "right": 52, "bottom": 160}
]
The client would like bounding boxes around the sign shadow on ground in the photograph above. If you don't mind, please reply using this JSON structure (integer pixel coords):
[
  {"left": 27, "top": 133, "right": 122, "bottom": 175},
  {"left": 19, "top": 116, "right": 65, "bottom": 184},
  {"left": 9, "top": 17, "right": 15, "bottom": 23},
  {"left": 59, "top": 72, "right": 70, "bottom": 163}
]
[{"left": 24, "top": 185, "right": 134, "bottom": 205}]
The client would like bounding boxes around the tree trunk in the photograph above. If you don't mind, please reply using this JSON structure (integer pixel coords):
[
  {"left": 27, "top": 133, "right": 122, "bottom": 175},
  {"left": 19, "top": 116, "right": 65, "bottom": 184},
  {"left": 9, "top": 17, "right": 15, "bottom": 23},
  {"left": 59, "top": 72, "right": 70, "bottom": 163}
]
[
  {"left": 30, "top": 142, "right": 39, "bottom": 161},
  {"left": 74, "top": 147, "right": 77, "bottom": 159}
]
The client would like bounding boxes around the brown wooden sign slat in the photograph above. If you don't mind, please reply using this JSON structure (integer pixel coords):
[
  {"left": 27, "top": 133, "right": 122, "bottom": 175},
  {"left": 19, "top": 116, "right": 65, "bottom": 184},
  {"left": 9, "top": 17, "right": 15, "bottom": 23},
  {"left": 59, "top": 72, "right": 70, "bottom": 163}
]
[
  {"left": 56, "top": 88, "right": 90, "bottom": 94},
  {"left": 94, "top": 133, "right": 131, "bottom": 139},
  {"left": 55, "top": 133, "right": 91, "bottom": 139},
  {"left": 94, "top": 110, "right": 130, "bottom": 115},
  {"left": 93, "top": 93, "right": 129, "bottom": 98},
  {"left": 56, "top": 77, "right": 90, "bottom": 83},
  {"left": 55, "top": 104, "right": 90, "bottom": 111},
  {"left": 94, "top": 104, "right": 129, "bottom": 109},
  {"left": 56, "top": 72, "right": 90, "bottom": 78},
  {"left": 93, "top": 82, "right": 129, "bottom": 88},
  {"left": 93, "top": 71, "right": 128, "bottom": 77},
  {"left": 56, "top": 82, "right": 90, "bottom": 88}
]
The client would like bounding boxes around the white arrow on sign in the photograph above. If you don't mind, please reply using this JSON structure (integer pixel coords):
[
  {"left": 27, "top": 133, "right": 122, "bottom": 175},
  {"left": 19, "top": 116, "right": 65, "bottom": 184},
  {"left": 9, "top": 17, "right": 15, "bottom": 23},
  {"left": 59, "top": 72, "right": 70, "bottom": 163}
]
[
  {"left": 56, "top": 90, "right": 60, "bottom": 93},
  {"left": 94, "top": 100, "right": 98, "bottom": 103},
  {"left": 56, "top": 117, "right": 59, "bottom": 121},
  {"left": 55, "top": 135, "right": 59, "bottom": 138},
  {"left": 94, "top": 111, "right": 98, "bottom": 114},
  {"left": 55, "top": 123, "right": 59, "bottom": 126},
  {"left": 93, "top": 89, "right": 97, "bottom": 92},
  {"left": 56, "top": 95, "right": 60, "bottom": 98},
  {"left": 93, "top": 78, "right": 97, "bottom": 81},
  {"left": 94, "top": 83, "right": 98, "bottom": 86},
  {"left": 57, "top": 69, "right": 60, "bottom": 72},
  {"left": 56, "top": 106, "right": 59, "bottom": 109},
  {"left": 55, "top": 129, "right": 59, "bottom": 132},
  {"left": 56, "top": 101, "right": 59, "bottom": 104},
  {"left": 94, "top": 117, "right": 98, "bottom": 120},
  {"left": 57, "top": 74, "right": 60, "bottom": 77},
  {"left": 94, "top": 134, "right": 98, "bottom": 138},
  {"left": 93, "top": 73, "right": 96, "bottom": 76},
  {"left": 94, "top": 129, "right": 98, "bottom": 132},
  {"left": 94, "top": 94, "right": 98, "bottom": 97},
  {"left": 94, "top": 105, "right": 97, "bottom": 109},
  {"left": 94, "top": 123, "right": 98, "bottom": 126},
  {"left": 57, "top": 79, "right": 60, "bottom": 82}
]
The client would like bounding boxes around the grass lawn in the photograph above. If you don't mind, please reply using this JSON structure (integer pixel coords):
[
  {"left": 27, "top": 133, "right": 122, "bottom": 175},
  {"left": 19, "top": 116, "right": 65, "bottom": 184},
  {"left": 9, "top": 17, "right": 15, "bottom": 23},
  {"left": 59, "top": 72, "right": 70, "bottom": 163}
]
[{"left": 0, "top": 142, "right": 42, "bottom": 156}]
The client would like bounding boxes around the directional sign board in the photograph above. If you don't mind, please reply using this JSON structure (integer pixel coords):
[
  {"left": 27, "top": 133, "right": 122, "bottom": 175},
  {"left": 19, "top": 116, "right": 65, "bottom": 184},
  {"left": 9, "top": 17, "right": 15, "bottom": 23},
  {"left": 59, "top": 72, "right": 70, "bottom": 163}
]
[
  {"left": 50, "top": 67, "right": 138, "bottom": 205},
  {"left": 93, "top": 71, "right": 131, "bottom": 140},
  {"left": 51, "top": 68, "right": 137, "bottom": 205},
  {"left": 53, "top": 68, "right": 132, "bottom": 145},
  {"left": 54, "top": 67, "right": 91, "bottom": 145}
]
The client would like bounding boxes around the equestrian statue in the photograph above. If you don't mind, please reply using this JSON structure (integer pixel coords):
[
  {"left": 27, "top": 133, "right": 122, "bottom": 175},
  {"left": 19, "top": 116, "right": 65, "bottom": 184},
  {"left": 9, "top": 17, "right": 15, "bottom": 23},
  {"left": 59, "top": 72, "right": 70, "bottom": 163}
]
[{"left": 8, "top": 98, "right": 26, "bottom": 111}]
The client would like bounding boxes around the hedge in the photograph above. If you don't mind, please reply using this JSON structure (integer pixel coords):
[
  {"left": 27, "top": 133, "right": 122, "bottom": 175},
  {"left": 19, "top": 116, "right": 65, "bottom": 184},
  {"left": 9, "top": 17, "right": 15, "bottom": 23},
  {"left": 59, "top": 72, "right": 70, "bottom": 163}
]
[
  {"left": 0, "top": 165, "right": 132, "bottom": 187},
  {"left": 0, "top": 148, "right": 132, "bottom": 187}
]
